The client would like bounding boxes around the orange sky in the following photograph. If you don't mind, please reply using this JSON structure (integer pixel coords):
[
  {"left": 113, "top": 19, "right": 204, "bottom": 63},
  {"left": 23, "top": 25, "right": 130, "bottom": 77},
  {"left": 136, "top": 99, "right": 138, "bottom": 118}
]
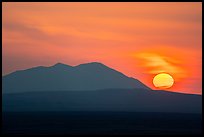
[{"left": 2, "top": 2, "right": 202, "bottom": 94}]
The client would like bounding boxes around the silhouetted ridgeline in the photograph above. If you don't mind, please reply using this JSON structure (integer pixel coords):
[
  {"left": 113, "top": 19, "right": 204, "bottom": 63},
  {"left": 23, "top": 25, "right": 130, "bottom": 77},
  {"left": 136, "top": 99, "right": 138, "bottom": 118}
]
[
  {"left": 3, "top": 89, "right": 201, "bottom": 113},
  {"left": 2, "top": 62, "right": 201, "bottom": 113},
  {"left": 2, "top": 62, "right": 150, "bottom": 93}
]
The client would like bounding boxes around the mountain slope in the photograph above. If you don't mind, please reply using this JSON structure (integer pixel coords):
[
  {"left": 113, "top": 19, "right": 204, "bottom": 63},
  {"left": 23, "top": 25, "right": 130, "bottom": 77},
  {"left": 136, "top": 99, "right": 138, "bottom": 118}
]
[
  {"left": 2, "top": 62, "right": 150, "bottom": 93},
  {"left": 2, "top": 89, "right": 201, "bottom": 113}
]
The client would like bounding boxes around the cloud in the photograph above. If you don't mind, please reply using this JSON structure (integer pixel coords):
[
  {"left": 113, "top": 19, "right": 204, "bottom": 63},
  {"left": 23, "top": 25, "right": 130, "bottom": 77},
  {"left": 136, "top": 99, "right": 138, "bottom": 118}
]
[
  {"left": 135, "top": 52, "right": 187, "bottom": 81},
  {"left": 3, "top": 22, "right": 52, "bottom": 42}
]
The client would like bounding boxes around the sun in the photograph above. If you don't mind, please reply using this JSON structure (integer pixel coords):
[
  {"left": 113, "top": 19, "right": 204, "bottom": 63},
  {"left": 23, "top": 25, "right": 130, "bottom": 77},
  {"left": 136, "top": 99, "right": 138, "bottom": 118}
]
[{"left": 153, "top": 73, "right": 174, "bottom": 89}]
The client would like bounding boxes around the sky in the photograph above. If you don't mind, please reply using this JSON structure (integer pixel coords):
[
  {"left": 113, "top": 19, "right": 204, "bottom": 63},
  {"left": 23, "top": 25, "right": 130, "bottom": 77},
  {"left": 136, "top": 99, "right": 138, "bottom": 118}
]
[{"left": 2, "top": 2, "right": 202, "bottom": 94}]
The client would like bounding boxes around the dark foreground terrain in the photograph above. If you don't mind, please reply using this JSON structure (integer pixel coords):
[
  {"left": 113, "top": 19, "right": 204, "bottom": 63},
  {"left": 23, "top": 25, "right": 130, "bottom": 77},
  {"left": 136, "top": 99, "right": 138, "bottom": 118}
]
[{"left": 2, "top": 111, "right": 202, "bottom": 135}]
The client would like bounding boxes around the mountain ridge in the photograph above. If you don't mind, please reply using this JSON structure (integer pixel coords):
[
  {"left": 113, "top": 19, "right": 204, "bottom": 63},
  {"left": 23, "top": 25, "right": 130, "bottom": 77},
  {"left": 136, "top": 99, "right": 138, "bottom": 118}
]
[
  {"left": 2, "top": 62, "right": 151, "bottom": 93},
  {"left": 3, "top": 88, "right": 201, "bottom": 113},
  {"left": 2, "top": 62, "right": 201, "bottom": 113}
]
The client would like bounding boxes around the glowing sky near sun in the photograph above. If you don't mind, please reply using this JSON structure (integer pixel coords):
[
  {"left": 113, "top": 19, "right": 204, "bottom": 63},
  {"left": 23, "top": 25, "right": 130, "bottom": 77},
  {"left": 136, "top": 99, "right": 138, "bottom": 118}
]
[{"left": 2, "top": 2, "right": 202, "bottom": 94}]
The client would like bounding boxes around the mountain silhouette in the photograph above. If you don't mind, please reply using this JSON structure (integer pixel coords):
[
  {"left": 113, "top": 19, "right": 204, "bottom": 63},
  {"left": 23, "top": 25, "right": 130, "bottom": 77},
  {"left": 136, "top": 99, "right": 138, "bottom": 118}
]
[
  {"left": 2, "top": 62, "right": 150, "bottom": 93},
  {"left": 2, "top": 62, "right": 202, "bottom": 113},
  {"left": 3, "top": 89, "right": 201, "bottom": 113}
]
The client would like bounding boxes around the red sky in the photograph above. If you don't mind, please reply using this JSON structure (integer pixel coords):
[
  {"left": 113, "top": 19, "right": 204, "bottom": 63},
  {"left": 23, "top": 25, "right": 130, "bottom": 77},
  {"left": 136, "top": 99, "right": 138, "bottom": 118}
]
[{"left": 2, "top": 2, "right": 202, "bottom": 94}]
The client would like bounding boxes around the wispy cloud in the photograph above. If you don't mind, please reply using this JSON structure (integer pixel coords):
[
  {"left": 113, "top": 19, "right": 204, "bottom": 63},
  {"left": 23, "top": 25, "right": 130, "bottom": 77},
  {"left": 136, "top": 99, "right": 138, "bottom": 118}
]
[{"left": 134, "top": 52, "right": 187, "bottom": 81}]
